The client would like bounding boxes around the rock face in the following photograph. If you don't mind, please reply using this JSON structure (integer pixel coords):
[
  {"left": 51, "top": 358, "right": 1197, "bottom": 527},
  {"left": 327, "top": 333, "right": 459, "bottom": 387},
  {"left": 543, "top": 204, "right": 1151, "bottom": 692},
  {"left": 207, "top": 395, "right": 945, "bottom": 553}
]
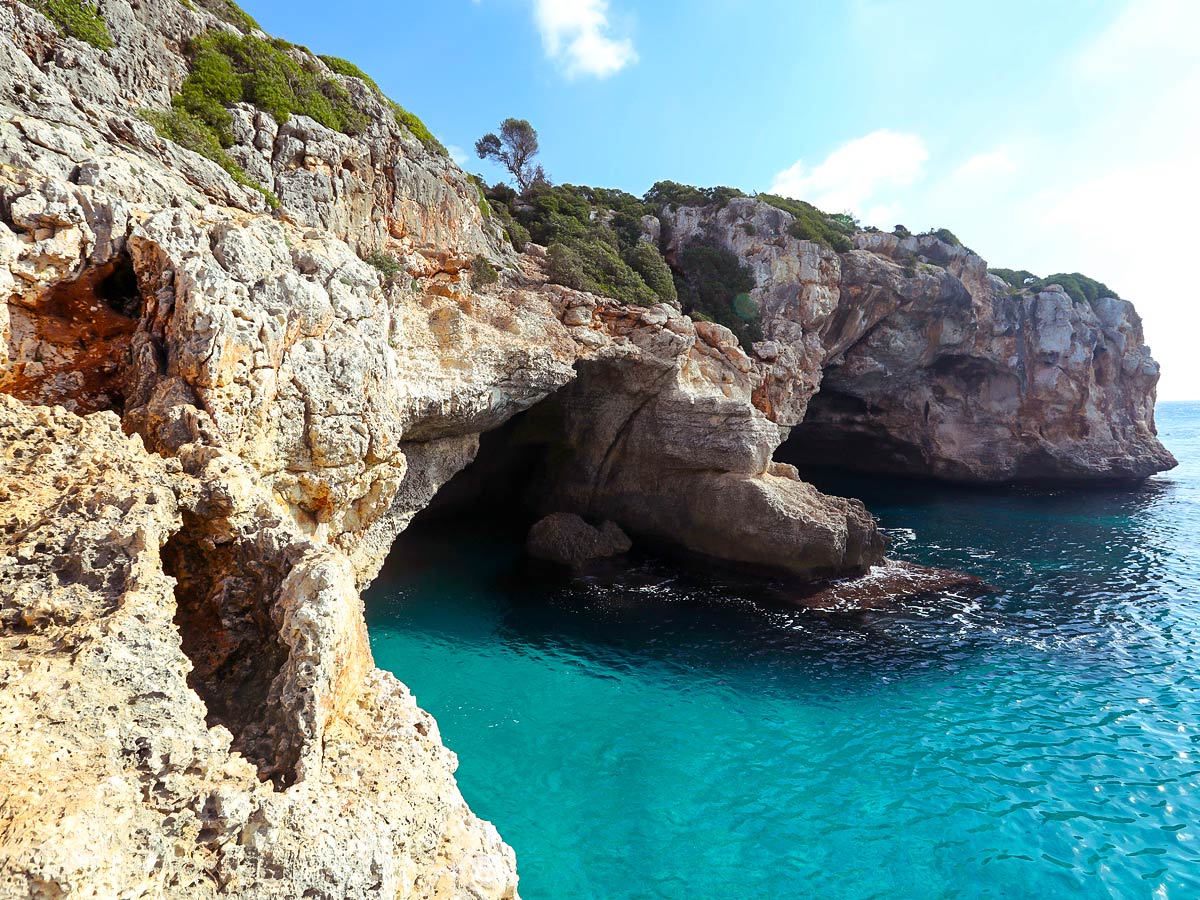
[
  {"left": 528, "top": 282, "right": 884, "bottom": 576},
  {"left": 662, "top": 199, "right": 1175, "bottom": 482},
  {"left": 525, "top": 513, "right": 632, "bottom": 567},
  {"left": 0, "top": 396, "right": 516, "bottom": 900}
]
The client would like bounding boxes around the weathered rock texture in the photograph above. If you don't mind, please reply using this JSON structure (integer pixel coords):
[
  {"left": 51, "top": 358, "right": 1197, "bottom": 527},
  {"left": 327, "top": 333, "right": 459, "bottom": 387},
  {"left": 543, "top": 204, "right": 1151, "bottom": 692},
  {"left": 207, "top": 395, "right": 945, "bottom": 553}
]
[
  {"left": 662, "top": 199, "right": 1175, "bottom": 482},
  {"left": 525, "top": 512, "right": 632, "bottom": 568},
  {"left": 0, "top": 0, "right": 1173, "bottom": 896},
  {"left": 0, "top": 396, "right": 515, "bottom": 900}
]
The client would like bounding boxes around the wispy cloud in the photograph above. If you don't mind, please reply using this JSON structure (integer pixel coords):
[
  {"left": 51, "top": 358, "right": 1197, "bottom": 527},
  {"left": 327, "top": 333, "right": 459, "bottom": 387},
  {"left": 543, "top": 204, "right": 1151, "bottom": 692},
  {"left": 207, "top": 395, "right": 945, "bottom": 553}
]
[
  {"left": 952, "top": 148, "right": 1017, "bottom": 181},
  {"left": 1075, "top": 0, "right": 1200, "bottom": 79},
  {"left": 446, "top": 144, "right": 468, "bottom": 165},
  {"left": 769, "top": 129, "right": 927, "bottom": 224},
  {"left": 532, "top": 0, "right": 637, "bottom": 78}
]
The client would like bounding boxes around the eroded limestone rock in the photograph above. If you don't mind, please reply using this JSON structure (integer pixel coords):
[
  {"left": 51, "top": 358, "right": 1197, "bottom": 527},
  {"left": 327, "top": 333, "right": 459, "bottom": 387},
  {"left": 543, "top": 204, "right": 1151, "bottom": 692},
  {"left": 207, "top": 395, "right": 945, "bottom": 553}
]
[
  {"left": 0, "top": 395, "right": 519, "bottom": 900},
  {"left": 526, "top": 513, "right": 632, "bottom": 567}
]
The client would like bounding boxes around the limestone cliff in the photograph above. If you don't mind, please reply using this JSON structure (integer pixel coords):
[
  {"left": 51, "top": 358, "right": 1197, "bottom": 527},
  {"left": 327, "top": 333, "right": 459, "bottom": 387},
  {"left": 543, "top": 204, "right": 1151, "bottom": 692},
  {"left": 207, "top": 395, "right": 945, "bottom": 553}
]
[
  {"left": 0, "top": 0, "right": 1173, "bottom": 897},
  {"left": 661, "top": 198, "right": 1174, "bottom": 482}
]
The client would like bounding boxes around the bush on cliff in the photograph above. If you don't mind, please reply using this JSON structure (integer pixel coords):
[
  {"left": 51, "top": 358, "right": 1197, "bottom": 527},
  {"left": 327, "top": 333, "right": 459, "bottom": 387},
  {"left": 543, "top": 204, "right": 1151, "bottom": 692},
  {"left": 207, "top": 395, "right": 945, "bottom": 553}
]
[
  {"left": 922, "top": 227, "right": 963, "bottom": 247},
  {"left": 178, "top": 33, "right": 371, "bottom": 141},
  {"left": 195, "top": 0, "right": 260, "bottom": 32},
  {"left": 643, "top": 181, "right": 747, "bottom": 210},
  {"left": 138, "top": 107, "right": 279, "bottom": 208},
  {"left": 673, "top": 234, "right": 760, "bottom": 349},
  {"left": 988, "top": 268, "right": 1120, "bottom": 304},
  {"left": 756, "top": 194, "right": 855, "bottom": 253},
  {"left": 470, "top": 256, "right": 499, "bottom": 289},
  {"left": 516, "top": 184, "right": 673, "bottom": 307},
  {"left": 24, "top": 0, "right": 113, "bottom": 50}
]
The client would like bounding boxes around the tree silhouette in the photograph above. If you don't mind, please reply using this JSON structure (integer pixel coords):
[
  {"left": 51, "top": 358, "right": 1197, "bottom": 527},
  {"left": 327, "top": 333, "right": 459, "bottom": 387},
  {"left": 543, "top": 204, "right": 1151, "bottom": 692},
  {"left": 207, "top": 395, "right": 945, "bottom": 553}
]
[{"left": 475, "top": 118, "right": 548, "bottom": 193}]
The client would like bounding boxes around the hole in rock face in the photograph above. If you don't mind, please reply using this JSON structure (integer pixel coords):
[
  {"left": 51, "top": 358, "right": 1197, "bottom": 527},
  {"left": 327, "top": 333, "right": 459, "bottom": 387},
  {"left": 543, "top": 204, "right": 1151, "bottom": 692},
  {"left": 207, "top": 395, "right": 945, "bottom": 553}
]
[
  {"left": 779, "top": 387, "right": 934, "bottom": 478},
  {"left": 2, "top": 253, "right": 142, "bottom": 414},
  {"left": 162, "top": 516, "right": 300, "bottom": 788},
  {"left": 411, "top": 406, "right": 558, "bottom": 533},
  {"left": 95, "top": 255, "right": 142, "bottom": 318}
]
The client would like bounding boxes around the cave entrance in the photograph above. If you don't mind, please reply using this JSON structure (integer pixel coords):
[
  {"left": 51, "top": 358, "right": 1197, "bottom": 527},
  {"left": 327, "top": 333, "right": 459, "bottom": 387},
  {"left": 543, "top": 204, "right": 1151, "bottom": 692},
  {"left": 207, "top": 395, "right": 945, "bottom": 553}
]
[
  {"left": 409, "top": 404, "right": 563, "bottom": 537},
  {"left": 2, "top": 253, "right": 142, "bottom": 414},
  {"left": 775, "top": 387, "right": 933, "bottom": 480},
  {"left": 162, "top": 514, "right": 300, "bottom": 789}
]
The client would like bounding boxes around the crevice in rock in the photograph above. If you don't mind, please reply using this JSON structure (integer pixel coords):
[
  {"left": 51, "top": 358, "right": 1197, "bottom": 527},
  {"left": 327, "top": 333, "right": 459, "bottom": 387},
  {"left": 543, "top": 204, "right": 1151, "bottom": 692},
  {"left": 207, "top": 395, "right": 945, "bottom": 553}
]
[
  {"left": 2, "top": 252, "right": 142, "bottom": 414},
  {"left": 162, "top": 512, "right": 301, "bottom": 789}
]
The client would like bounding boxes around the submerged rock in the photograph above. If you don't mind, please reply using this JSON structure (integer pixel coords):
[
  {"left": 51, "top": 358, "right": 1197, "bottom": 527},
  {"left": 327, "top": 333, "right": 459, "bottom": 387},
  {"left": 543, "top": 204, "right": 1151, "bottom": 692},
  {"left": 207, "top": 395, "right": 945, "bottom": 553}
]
[{"left": 526, "top": 513, "right": 632, "bottom": 567}]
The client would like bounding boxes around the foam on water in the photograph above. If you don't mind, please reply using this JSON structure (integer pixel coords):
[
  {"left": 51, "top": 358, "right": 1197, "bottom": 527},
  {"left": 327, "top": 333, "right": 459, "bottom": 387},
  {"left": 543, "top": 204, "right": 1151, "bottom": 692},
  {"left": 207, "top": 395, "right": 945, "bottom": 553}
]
[{"left": 365, "top": 401, "right": 1200, "bottom": 900}]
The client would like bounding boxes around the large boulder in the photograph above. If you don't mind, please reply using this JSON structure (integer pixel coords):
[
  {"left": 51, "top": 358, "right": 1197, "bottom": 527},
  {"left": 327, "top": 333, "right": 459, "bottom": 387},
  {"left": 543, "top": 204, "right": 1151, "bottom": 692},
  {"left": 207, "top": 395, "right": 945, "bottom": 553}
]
[{"left": 525, "top": 513, "right": 632, "bottom": 567}]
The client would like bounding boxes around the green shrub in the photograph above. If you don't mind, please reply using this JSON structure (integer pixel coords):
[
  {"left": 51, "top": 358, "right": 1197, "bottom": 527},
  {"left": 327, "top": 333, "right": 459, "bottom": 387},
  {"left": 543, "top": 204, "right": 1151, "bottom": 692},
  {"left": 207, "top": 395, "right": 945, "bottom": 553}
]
[
  {"left": 26, "top": 0, "right": 113, "bottom": 50},
  {"left": 989, "top": 268, "right": 1037, "bottom": 289},
  {"left": 391, "top": 102, "right": 446, "bottom": 155},
  {"left": 195, "top": 0, "right": 260, "bottom": 32},
  {"left": 546, "top": 237, "right": 657, "bottom": 307},
  {"left": 179, "top": 32, "right": 370, "bottom": 138},
  {"left": 626, "top": 241, "right": 677, "bottom": 304},
  {"left": 923, "top": 227, "right": 962, "bottom": 247},
  {"left": 364, "top": 250, "right": 403, "bottom": 281},
  {"left": 757, "top": 194, "right": 854, "bottom": 253},
  {"left": 674, "top": 234, "right": 760, "bottom": 349},
  {"left": 987, "top": 268, "right": 1119, "bottom": 304},
  {"left": 643, "top": 181, "right": 747, "bottom": 210},
  {"left": 139, "top": 107, "right": 278, "bottom": 208},
  {"left": 318, "top": 55, "right": 382, "bottom": 94},
  {"left": 316, "top": 53, "right": 444, "bottom": 155},
  {"left": 893, "top": 224, "right": 912, "bottom": 238},
  {"left": 547, "top": 243, "right": 586, "bottom": 291},
  {"left": 470, "top": 255, "right": 499, "bottom": 289},
  {"left": 521, "top": 185, "right": 674, "bottom": 307}
]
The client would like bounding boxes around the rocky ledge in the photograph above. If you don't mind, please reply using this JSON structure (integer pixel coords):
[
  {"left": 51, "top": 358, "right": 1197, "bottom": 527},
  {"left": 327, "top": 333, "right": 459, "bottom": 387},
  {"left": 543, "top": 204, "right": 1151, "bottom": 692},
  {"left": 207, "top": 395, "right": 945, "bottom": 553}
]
[{"left": 0, "top": 0, "right": 1174, "bottom": 897}]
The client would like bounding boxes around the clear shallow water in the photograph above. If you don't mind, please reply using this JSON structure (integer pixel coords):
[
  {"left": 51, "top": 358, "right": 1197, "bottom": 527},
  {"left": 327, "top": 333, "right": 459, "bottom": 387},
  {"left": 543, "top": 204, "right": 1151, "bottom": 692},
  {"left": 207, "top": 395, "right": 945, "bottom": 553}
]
[{"left": 365, "top": 401, "right": 1200, "bottom": 900}]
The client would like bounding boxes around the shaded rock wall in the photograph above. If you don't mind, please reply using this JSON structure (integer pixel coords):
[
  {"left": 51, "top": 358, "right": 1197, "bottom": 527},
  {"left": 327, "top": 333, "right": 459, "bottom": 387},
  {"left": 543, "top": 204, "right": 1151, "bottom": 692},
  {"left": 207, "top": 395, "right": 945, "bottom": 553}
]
[{"left": 661, "top": 199, "right": 1174, "bottom": 482}]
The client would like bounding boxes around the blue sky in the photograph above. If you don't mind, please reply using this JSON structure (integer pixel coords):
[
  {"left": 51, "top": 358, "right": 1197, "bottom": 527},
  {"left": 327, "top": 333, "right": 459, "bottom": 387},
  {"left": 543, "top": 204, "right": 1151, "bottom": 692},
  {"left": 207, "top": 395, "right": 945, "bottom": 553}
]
[{"left": 247, "top": 0, "right": 1199, "bottom": 400}]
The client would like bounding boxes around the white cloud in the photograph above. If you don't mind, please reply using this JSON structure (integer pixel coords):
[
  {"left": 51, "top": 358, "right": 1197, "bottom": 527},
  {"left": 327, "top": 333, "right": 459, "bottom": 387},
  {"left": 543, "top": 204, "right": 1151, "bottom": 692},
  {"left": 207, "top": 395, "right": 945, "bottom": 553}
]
[
  {"left": 446, "top": 144, "right": 468, "bottom": 165},
  {"left": 768, "top": 130, "right": 927, "bottom": 224},
  {"left": 1075, "top": 0, "right": 1200, "bottom": 79},
  {"left": 532, "top": 0, "right": 636, "bottom": 78},
  {"left": 953, "top": 148, "right": 1016, "bottom": 180}
]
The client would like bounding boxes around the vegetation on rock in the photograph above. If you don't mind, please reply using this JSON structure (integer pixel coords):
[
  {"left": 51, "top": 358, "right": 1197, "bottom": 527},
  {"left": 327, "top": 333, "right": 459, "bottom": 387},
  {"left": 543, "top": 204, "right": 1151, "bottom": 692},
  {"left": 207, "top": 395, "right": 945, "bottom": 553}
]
[
  {"left": 673, "top": 234, "right": 760, "bottom": 349},
  {"left": 756, "top": 194, "right": 856, "bottom": 252},
  {"left": 364, "top": 250, "right": 403, "bottom": 281},
  {"left": 476, "top": 119, "right": 547, "bottom": 193},
  {"left": 139, "top": 107, "right": 279, "bottom": 208},
  {"left": 23, "top": 0, "right": 113, "bottom": 50},
  {"left": 990, "top": 268, "right": 1120, "bottom": 304},
  {"left": 507, "top": 183, "right": 674, "bottom": 308},
  {"left": 922, "top": 227, "right": 963, "bottom": 247},
  {"left": 643, "top": 182, "right": 747, "bottom": 209},
  {"left": 178, "top": 32, "right": 370, "bottom": 141},
  {"left": 194, "top": 0, "right": 259, "bottom": 32},
  {"left": 470, "top": 255, "right": 499, "bottom": 288}
]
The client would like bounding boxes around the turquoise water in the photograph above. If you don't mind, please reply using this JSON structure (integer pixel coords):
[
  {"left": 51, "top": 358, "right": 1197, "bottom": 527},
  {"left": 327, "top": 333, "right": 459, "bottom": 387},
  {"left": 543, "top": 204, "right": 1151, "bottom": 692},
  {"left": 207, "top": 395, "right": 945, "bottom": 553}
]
[{"left": 365, "top": 402, "right": 1200, "bottom": 900}]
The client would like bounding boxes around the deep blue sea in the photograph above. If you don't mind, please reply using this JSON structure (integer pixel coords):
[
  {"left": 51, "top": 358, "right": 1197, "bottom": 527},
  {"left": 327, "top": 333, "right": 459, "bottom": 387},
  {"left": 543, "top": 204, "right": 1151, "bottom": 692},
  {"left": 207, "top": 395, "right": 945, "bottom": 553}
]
[{"left": 365, "top": 401, "right": 1200, "bottom": 900}]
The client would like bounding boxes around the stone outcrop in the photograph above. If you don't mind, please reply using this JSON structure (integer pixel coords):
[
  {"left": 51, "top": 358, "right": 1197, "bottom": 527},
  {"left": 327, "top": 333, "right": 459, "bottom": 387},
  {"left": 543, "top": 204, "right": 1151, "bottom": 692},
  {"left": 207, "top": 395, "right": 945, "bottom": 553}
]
[
  {"left": 0, "top": 396, "right": 516, "bottom": 900},
  {"left": 662, "top": 199, "right": 1175, "bottom": 482},
  {"left": 528, "top": 278, "right": 884, "bottom": 576},
  {"left": 525, "top": 513, "right": 632, "bottom": 567}
]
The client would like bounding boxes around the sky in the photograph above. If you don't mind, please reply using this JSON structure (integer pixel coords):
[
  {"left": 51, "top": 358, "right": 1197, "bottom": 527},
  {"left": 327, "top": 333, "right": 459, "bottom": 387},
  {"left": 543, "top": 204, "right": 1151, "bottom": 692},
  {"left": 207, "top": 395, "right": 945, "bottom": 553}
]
[{"left": 246, "top": 0, "right": 1199, "bottom": 400}]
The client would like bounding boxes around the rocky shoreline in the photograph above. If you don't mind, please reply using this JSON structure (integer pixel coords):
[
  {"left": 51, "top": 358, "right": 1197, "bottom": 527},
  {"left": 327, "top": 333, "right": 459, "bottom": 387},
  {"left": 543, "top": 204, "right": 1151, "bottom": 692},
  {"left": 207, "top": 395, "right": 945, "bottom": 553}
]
[{"left": 0, "top": 0, "right": 1174, "bottom": 896}]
